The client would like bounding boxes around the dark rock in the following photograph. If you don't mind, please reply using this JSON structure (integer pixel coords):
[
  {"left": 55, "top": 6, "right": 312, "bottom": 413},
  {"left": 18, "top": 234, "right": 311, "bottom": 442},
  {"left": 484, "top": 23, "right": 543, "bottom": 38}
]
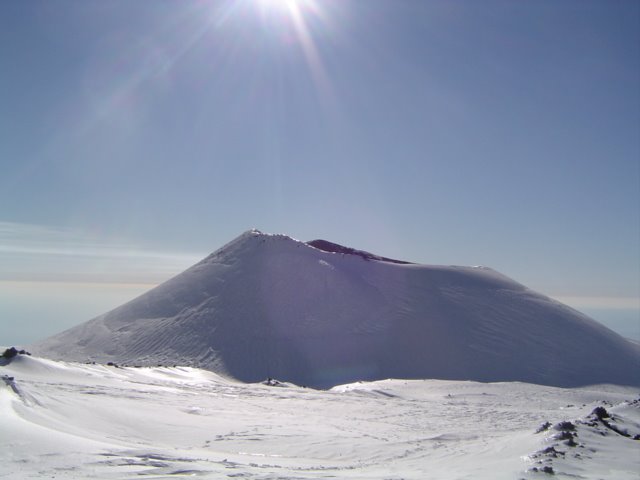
[
  {"left": 306, "top": 239, "right": 413, "bottom": 264},
  {"left": 536, "top": 421, "right": 552, "bottom": 433},
  {"left": 263, "top": 377, "right": 285, "bottom": 387},
  {"left": 555, "top": 431, "right": 576, "bottom": 441},
  {"left": 531, "top": 466, "right": 555, "bottom": 474},
  {"left": 564, "top": 437, "right": 579, "bottom": 447},
  {"left": 554, "top": 421, "right": 575, "bottom": 431},
  {"left": 2, "top": 347, "right": 18, "bottom": 359},
  {"left": 592, "top": 406, "right": 609, "bottom": 419},
  {"left": 539, "top": 446, "right": 565, "bottom": 458}
]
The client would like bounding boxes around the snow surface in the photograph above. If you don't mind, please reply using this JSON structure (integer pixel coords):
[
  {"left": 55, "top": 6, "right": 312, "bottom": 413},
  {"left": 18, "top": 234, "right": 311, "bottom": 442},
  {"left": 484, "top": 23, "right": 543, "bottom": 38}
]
[
  {"left": 1, "top": 353, "right": 638, "bottom": 479},
  {"left": 33, "top": 230, "right": 640, "bottom": 388}
]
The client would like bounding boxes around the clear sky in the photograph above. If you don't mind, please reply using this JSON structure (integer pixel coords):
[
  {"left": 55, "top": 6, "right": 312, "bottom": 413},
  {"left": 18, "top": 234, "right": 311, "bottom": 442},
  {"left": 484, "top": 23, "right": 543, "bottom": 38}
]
[{"left": 1, "top": 0, "right": 639, "bottom": 344}]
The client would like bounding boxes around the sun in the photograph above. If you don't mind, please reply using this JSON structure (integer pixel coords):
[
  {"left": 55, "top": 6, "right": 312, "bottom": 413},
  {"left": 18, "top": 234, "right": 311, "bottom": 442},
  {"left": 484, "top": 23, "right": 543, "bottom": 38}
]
[
  {"left": 255, "top": 0, "right": 323, "bottom": 21},
  {"left": 250, "top": 0, "right": 334, "bottom": 105},
  {"left": 256, "top": 0, "right": 301, "bottom": 16},
  {"left": 194, "top": 0, "right": 335, "bottom": 108},
  {"left": 258, "top": 0, "right": 302, "bottom": 11}
]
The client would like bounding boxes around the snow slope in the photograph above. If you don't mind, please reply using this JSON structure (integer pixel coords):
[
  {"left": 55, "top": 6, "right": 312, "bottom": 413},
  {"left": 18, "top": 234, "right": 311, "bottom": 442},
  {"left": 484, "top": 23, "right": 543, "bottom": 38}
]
[
  {"left": 1, "top": 353, "right": 639, "bottom": 479},
  {"left": 33, "top": 230, "right": 640, "bottom": 388}
]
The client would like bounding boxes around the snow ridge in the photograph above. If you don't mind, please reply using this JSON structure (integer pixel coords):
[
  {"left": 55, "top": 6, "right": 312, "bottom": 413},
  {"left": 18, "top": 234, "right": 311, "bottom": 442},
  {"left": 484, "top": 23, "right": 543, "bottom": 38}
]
[{"left": 306, "top": 239, "right": 413, "bottom": 264}]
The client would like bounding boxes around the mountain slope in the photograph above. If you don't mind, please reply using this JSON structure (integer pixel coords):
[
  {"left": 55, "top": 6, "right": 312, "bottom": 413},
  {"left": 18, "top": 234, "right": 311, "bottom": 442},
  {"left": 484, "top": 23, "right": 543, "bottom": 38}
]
[{"left": 32, "top": 230, "right": 640, "bottom": 388}]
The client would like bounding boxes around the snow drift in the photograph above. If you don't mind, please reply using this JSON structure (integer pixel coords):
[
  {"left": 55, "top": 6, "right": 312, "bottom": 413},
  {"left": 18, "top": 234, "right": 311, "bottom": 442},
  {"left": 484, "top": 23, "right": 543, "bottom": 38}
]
[{"left": 32, "top": 230, "right": 640, "bottom": 388}]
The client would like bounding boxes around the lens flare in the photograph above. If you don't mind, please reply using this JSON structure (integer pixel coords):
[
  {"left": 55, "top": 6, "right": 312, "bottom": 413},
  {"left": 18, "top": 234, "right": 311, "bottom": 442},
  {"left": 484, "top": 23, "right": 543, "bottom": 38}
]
[{"left": 253, "top": 0, "right": 335, "bottom": 109}]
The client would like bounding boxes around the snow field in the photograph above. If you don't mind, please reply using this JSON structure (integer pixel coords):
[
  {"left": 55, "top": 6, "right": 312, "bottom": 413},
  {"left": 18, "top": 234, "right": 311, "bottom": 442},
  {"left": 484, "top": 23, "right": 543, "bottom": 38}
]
[{"left": 1, "top": 354, "right": 638, "bottom": 479}]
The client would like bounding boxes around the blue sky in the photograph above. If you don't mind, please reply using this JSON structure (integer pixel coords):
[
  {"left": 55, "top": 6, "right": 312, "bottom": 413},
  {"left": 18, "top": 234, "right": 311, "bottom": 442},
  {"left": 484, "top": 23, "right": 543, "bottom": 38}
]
[{"left": 1, "top": 0, "right": 639, "bottom": 343}]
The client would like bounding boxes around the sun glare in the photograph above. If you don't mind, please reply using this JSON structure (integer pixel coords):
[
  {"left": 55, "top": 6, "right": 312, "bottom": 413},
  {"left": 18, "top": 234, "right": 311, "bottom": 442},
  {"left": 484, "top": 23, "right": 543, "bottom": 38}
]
[
  {"left": 261, "top": 0, "right": 293, "bottom": 8},
  {"left": 258, "top": 0, "right": 302, "bottom": 13},
  {"left": 255, "top": 0, "right": 324, "bottom": 22},
  {"left": 251, "top": 0, "right": 334, "bottom": 105}
]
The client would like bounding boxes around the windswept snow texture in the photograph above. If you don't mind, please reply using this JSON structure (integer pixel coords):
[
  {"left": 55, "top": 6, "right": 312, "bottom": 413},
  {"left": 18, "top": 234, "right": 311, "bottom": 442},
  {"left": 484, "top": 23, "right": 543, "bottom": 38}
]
[
  {"left": 1, "top": 354, "right": 639, "bottom": 479},
  {"left": 33, "top": 230, "right": 640, "bottom": 388}
]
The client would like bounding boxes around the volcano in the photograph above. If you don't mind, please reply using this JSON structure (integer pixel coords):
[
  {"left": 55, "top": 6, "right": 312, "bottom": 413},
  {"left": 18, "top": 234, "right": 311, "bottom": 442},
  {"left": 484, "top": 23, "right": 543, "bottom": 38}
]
[{"left": 33, "top": 230, "right": 640, "bottom": 388}]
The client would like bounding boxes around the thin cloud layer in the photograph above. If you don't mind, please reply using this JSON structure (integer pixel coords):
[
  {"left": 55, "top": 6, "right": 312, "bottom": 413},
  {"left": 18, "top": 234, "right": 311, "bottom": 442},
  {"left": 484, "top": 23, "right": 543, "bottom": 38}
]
[{"left": 0, "top": 221, "right": 201, "bottom": 283}]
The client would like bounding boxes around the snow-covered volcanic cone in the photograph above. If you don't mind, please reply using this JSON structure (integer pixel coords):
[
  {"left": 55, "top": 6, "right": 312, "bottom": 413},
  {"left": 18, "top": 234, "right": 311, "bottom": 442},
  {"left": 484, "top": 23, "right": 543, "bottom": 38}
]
[{"left": 33, "top": 230, "right": 640, "bottom": 388}]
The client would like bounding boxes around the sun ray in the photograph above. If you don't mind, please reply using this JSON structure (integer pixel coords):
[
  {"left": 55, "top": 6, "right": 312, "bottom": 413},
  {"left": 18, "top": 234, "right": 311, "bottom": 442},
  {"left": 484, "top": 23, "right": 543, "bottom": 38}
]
[{"left": 205, "top": 0, "right": 339, "bottom": 104}]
